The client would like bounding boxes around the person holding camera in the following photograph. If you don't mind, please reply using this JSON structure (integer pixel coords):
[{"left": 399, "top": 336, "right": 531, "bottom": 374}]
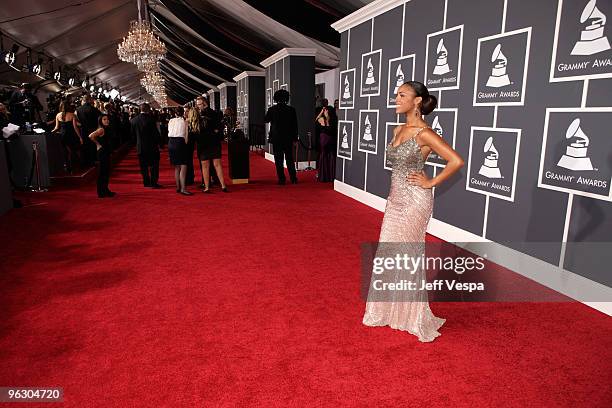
[{"left": 8, "top": 83, "right": 42, "bottom": 126}]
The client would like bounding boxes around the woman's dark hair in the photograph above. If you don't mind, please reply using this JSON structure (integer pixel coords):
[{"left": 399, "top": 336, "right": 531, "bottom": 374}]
[
  {"left": 175, "top": 106, "right": 184, "bottom": 117},
  {"left": 404, "top": 81, "right": 437, "bottom": 115},
  {"left": 273, "top": 89, "right": 290, "bottom": 104},
  {"left": 98, "top": 114, "right": 109, "bottom": 129},
  {"left": 59, "top": 100, "right": 74, "bottom": 121}
]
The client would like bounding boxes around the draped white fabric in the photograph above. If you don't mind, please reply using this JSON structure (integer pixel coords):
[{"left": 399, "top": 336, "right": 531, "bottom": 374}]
[{"left": 0, "top": 0, "right": 373, "bottom": 103}]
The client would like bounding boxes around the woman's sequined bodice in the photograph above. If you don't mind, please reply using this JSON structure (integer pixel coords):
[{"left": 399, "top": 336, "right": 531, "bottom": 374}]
[{"left": 387, "top": 130, "right": 427, "bottom": 182}]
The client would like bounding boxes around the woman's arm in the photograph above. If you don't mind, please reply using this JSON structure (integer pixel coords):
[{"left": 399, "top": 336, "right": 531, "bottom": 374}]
[
  {"left": 89, "top": 128, "right": 104, "bottom": 149},
  {"left": 315, "top": 107, "right": 324, "bottom": 122},
  {"left": 407, "top": 128, "right": 464, "bottom": 188},
  {"left": 72, "top": 115, "right": 82, "bottom": 141},
  {"left": 51, "top": 115, "right": 59, "bottom": 133},
  {"left": 182, "top": 120, "right": 189, "bottom": 143}
]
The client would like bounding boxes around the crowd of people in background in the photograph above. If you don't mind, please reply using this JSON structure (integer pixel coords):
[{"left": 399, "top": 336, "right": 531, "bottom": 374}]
[{"left": 1, "top": 83, "right": 341, "bottom": 201}]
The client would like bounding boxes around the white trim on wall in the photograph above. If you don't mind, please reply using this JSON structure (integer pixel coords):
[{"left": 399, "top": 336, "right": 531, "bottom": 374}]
[
  {"left": 233, "top": 71, "right": 266, "bottom": 82},
  {"left": 333, "top": 179, "right": 612, "bottom": 316},
  {"left": 332, "top": 0, "right": 407, "bottom": 33},
  {"left": 260, "top": 48, "right": 318, "bottom": 68},
  {"left": 217, "top": 82, "right": 236, "bottom": 89}
]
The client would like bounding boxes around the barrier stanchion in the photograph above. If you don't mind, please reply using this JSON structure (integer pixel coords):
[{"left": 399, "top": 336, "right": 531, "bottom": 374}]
[
  {"left": 295, "top": 133, "right": 317, "bottom": 172},
  {"left": 30, "top": 141, "right": 47, "bottom": 192},
  {"left": 303, "top": 131, "right": 314, "bottom": 170},
  {"left": 294, "top": 136, "right": 300, "bottom": 173}
]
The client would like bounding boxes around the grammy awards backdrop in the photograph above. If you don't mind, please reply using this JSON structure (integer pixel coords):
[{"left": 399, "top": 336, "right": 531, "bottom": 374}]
[{"left": 332, "top": 0, "right": 612, "bottom": 302}]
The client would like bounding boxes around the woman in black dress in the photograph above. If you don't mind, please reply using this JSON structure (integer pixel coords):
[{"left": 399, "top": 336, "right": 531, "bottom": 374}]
[
  {"left": 52, "top": 101, "right": 82, "bottom": 173},
  {"left": 89, "top": 115, "right": 115, "bottom": 198},
  {"left": 195, "top": 96, "right": 227, "bottom": 193}
]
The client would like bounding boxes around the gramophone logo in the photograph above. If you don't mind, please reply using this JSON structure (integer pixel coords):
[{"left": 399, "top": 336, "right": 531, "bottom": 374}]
[
  {"left": 365, "top": 58, "right": 376, "bottom": 84},
  {"left": 486, "top": 44, "right": 511, "bottom": 87},
  {"left": 425, "top": 111, "right": 458, "bottom": 168},
  {"left": 538, "top": 109, "right": 612, "bottom": 200},
  {"left": 478, "top": 137, "right": 503, "bottom": 179},
  {"left": 433, "top": 39, "right": 451, "bottom": 75},
  {"left": 341, "top": 126, "right": 349, "bottom": 149},
  {"left": 363, "top": 116, "right": 373, "bottom": 141},
  {"left": 427, "top": 116, "right": 445, "bottom": 164},
  {"left": 467, "top": 127, "right": 519, "bottom": 201},
  {"left": 339, "top": 69, "right": 355, "bottom": 109},
  {"left": 393, "top": 64, "right": 405, "bottom": 94},
  {"left": 361, "top": 50, "right": 382, "bottom": 96},
  {"left": 343, "top": 76, "right": 351, "bottom": 99},
  {"left": 425, "top": 25, "right": 463, "bottom": 90},
  {"left": 358, "top": 110, "right": 378, "bottom": 154},
  {"left": 551, "top": 0, "right": 612, "bottom": 81},
  {"left": 387, "top": 55, "right": 415, "bottom": 108},
  {"left": 338, "top": 120, "right": 353, "bottom": 160},
  {"left": 557, "top": 118, "right": 594, "bottom": 170},
  {"left": 571, "top": 0, "right": 611, "bottom": 56},
  {"left": 474, "top": 27, "right": 531, "bottom": 106},
  {"left": 432, "top": 116, "right": 444, "bottom": 137}
]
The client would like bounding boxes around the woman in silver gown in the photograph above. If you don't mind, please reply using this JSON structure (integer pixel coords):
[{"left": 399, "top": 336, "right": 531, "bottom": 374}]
[{"left": 363, "top": 81, "right": 464, "bottom": 342}]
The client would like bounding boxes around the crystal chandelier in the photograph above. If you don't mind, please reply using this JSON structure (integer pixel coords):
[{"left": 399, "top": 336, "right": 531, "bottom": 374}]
[
  {"left": 140, "top": 71, "right": 163, "bottom": 91},
  {"left": 141, "top": 71, "right": 167, "bottom": 106},
  {"left": 117, "top": 19, "right": 166, "bottom": 70},
  {"left": 117, "top": 0, "right": 167, "bottom": 105}
]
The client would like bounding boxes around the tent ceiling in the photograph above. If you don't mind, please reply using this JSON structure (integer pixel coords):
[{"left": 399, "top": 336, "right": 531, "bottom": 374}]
[{"left": 1, "top": 0, "right": 371, "bottom": 105}]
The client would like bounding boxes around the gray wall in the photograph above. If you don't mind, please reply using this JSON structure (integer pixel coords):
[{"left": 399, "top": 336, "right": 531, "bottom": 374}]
[
  {"left": 220, "top": 85, "right": 237, "bottom": 112},
  {"left": 336, "top": 0, "right": 612, "bottom": 287},
  {"left": 236, "top": 76, "right": 266, "bottom": 143},
  {"left": 208, "top": 90, "right": 220, "bottom": 111},
  {"left": 265, "top": 55, "right": 315, "bottom": 160}
]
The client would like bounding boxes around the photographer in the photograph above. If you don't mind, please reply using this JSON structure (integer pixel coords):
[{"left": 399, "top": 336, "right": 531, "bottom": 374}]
[{"left": 8, "top": 83, "right": 42, "bottom": 127}]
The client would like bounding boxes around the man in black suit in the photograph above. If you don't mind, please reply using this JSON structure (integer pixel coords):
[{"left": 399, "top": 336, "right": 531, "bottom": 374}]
[
  {"left": 264, "top": 90, "right": 298, "bottom": 184},
  {"left": 76, "top": 95, "right": 100, "bottom": 167},
  {"left": 131, "top": 103, "right": 161, "bottom": 188}
]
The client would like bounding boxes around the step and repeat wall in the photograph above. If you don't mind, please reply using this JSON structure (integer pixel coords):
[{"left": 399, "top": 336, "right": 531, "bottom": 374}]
[{"left": 335, "top": 0, "right": 612, "bottom": 288}]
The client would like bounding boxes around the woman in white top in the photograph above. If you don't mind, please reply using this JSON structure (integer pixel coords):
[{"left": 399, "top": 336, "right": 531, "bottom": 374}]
[{"left": 167, "top": 107, "right": 192, "bottom": 195}]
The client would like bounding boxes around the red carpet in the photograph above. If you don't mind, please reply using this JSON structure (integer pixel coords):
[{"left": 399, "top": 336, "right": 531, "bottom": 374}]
[{"left": 0, "top": 146, "right": 610, "bottom": 407}]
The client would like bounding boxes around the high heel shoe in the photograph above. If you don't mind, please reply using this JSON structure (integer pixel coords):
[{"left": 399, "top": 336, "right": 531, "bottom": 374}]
[{"left": 221, "top": 187, "right": 229, "bottom": 193}]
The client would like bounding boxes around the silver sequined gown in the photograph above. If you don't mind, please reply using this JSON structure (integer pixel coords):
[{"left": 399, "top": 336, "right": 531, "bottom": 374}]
[{"left": 362, "top": 127, "right": 445, "bottom": 342}]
